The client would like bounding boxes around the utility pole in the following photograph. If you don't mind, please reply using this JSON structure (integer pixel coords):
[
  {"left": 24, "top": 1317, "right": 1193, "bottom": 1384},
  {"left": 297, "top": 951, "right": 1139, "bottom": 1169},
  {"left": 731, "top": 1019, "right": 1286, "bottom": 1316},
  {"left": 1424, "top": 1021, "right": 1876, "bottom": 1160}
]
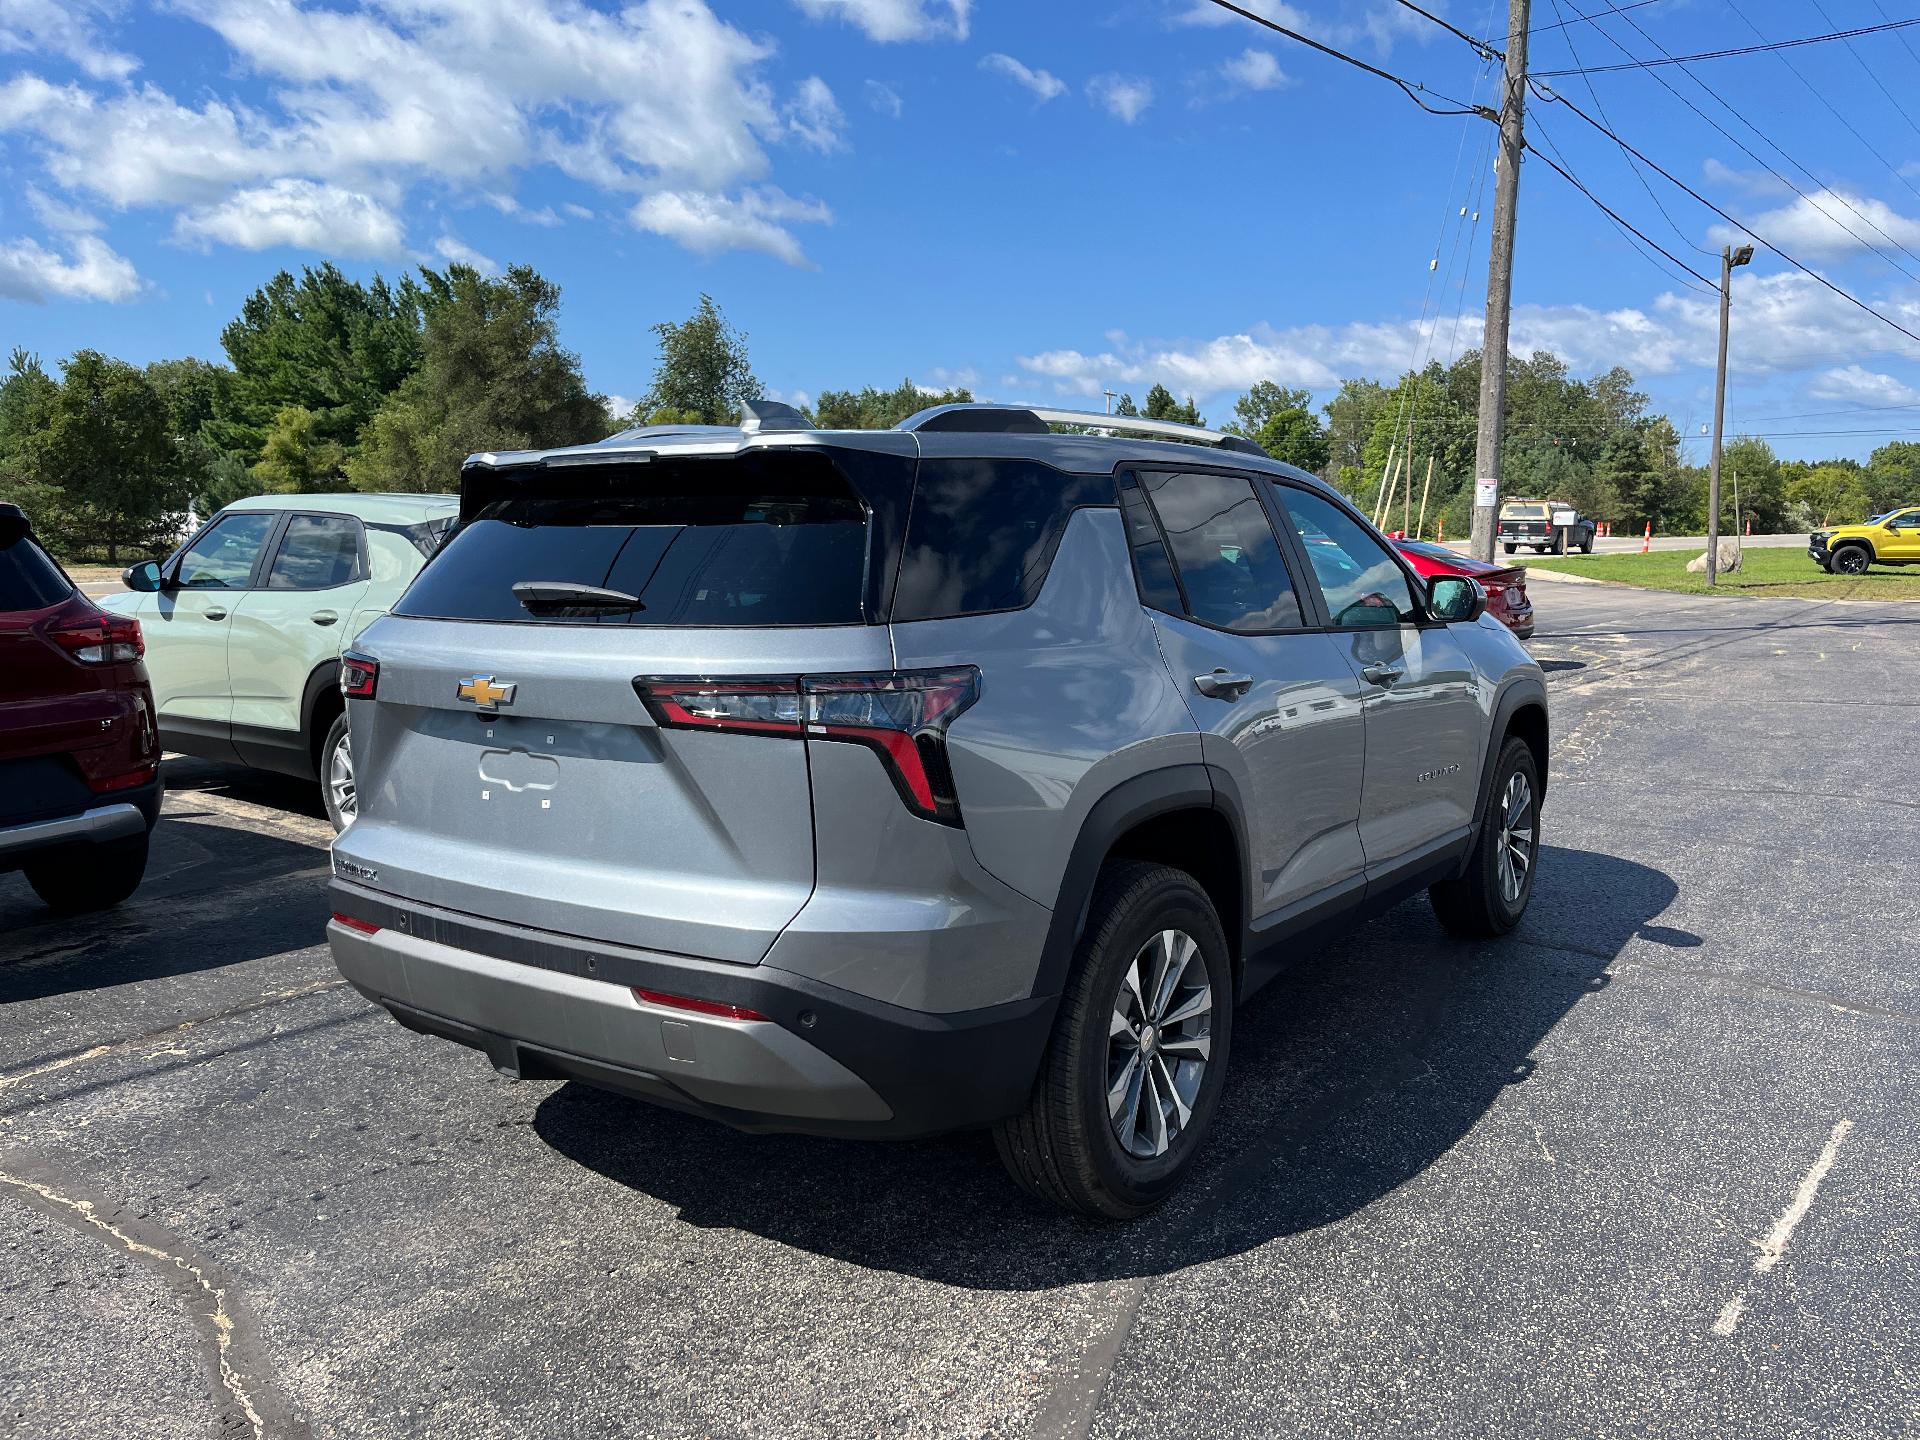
[
  {"left": 1104, "top": 389, "right": 1118, "bottom": 416},
  {"left": 1706, "top": 243, "right": 1754, "bottom": 587},
  {"left": 1470, "top": 0, "right": 1530, "bottom": 563}
]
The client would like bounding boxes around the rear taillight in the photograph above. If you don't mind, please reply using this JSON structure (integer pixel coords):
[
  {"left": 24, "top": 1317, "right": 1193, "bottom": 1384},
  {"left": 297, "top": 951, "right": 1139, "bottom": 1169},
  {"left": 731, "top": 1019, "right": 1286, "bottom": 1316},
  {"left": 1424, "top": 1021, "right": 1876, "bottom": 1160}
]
[
  {"left": 50, "top": 612, "right": 143, "bottom": 665},
  {"left": 634, "top": 667, "right": 981, "bottom": 825},
  {"left": 331, "top": 912, "right": 380, "bottom": 935},
  {"left": 633, "top": 988, "right": 769, "bottom": 1022},
  {"left": 90, "top": 765, "right": 157, "bottom": 793},
  {"left": 340, "top": 652, "right": 379, "bottom": 700}
]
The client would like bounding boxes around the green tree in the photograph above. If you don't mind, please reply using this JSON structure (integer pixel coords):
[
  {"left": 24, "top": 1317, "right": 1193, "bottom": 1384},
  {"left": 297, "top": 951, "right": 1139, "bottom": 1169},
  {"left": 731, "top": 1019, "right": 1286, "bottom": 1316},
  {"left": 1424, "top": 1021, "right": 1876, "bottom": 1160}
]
[
  {"left": 638, "top": 294, "right": 761, "bottom": 425},
  {"left": 1252, "top": 407, "right": 1330, "bottom": 473},
  {"left": 212, "top": 265, "right": 425, "bottom": 464},
  {"left": 1786, "top": 463, "right": 1875, "bottom": 527},
  {"left": 1866, "top": 439, "right": 1920, "bottom": 513},
  {"left": 1227, "top": 381, "right": 1313, "bottom": 437},
  {"left": 348, "top": 265, "right": 609, "bottom": 494},
  {"left": 1112, "top": 393, "right": 1139, "bottom": 417},
  {"left": 812, "top": 377, "right": 972, "bottom": 429},
  {"left": 21, "top": 351, "right": 190, "bottom": 561},
  {"left": 0, "top": 350, "right": 68, "bottom": 539},
  {"left": 1322, "top": 377, "right": 1390, "bottom": 497},
  {"left": 195, "top": 451, "right": 259, "bottom": 517},
  {"left": 1142, "top": 383, "right": 1204, "bottom": 427},
  {"left": 1721, "top": 435, "right": 1784, "bottom": 533},
  {"left": 253, "top": 405, "right": 348, "bottom": 493},
  {"left": 1598, "top": 427, "right": 1658, "bottom": 531}
]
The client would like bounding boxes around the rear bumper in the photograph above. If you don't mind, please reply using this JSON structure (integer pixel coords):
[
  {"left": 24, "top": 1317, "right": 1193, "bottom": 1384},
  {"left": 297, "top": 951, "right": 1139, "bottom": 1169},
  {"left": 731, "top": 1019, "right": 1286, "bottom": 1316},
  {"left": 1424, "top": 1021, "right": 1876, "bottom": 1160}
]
[
  {"left": 326, "top": 880, "right": 1058, "bottom": 1139},
  {"left": 0, "top": 775, "right": 159, "bottom": 871}
]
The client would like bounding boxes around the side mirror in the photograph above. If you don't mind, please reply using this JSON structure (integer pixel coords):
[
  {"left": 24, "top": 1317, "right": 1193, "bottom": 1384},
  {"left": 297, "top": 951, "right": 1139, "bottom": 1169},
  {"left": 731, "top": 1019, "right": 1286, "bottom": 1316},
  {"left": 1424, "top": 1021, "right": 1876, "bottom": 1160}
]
[
  {"left": 123, "top": 560, "right": 165, "bottom": 593},
  {"left": 1428, "top": 575, "right": 1487, "bottom": 623}
]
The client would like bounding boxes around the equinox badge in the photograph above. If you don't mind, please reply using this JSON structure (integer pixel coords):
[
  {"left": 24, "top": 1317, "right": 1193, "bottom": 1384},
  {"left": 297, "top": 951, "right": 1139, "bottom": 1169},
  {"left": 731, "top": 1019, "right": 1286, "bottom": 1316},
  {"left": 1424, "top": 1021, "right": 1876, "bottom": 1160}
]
[{"left": 457, "top": 675, "right": 517, "bottom": 710}]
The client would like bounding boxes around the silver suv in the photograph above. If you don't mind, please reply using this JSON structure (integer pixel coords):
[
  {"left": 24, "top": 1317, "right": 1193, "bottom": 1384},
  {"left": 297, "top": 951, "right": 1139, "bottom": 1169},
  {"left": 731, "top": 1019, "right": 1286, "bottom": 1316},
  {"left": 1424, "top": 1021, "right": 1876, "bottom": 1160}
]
[{"left": 326, "top": 402, "right": 1547, "bottom": 1218}]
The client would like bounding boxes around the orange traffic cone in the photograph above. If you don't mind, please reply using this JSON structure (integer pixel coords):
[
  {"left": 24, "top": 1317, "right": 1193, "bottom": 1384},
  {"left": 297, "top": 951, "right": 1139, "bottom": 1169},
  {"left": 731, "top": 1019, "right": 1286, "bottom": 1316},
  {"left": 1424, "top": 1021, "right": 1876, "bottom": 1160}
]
[
  {"left": 1437, "top": 516, "right": 1445, "bottom": 543},
  {"left": 1642, "top": 521, "right": 1652, "bottom": 554}
]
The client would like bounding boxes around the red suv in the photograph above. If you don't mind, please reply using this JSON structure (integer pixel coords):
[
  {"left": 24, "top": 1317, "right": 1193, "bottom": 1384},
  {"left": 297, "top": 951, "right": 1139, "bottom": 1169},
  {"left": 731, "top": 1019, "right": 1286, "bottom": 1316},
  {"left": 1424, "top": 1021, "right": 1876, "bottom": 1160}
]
[{"left": 0, "top": 504, "right": 161, "bottom": 912}]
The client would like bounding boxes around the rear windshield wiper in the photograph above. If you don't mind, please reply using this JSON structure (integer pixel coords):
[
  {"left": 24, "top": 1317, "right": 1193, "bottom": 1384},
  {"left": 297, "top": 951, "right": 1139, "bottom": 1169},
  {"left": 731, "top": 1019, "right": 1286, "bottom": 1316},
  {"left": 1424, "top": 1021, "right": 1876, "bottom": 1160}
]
[{"left": 511, "top": 581, "right": 645, "bottom": 614}]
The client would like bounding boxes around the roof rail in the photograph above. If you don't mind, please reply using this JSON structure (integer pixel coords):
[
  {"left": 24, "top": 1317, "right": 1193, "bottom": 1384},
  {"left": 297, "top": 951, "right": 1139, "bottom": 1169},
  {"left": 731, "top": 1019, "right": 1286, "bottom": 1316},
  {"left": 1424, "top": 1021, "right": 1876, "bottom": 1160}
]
[{"left": 897, "top": 403, "right": 1266, "bottom": 457}]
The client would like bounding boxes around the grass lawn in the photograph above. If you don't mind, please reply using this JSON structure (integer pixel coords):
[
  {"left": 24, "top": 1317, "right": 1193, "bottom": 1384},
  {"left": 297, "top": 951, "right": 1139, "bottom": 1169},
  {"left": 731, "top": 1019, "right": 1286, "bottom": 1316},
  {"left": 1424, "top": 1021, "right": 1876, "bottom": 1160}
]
[{"left": 1524, "top": 546, "right": 1920, "bottom": 599}]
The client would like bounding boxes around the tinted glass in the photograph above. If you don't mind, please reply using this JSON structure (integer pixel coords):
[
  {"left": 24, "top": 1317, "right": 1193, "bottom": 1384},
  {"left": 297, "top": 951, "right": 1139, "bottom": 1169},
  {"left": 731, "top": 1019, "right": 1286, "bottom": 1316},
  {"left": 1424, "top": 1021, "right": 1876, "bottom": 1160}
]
[
  {"left": 1893, "top": 510, "right": 1920, "bottom": 528},
  {"left": 267, "top": 514, "right": 361, "bottom": 590},
  {"left": 399, "top": 457, "right": 870, "bottom": 627},
  {"left": 1118, "top": 477, "right": 1183, "bottom": 614},
  {"left": 1502, "top": 504, "right": 1547, "bottom": 519},
  {"left": 892, "top": 459, "right": 1113, "bottom": 621},
  {"left": 176, "top": 512, "right": 277, "bottom": 589},
  {"left": 1140, "top": 471, "right": 1303, "bottom": 632},
  {"left": 1273, "top": 486, "right": 1420, "bottom": 627},
  {"left": 0, "top": 532, "right": 73, "bottom": 611}
]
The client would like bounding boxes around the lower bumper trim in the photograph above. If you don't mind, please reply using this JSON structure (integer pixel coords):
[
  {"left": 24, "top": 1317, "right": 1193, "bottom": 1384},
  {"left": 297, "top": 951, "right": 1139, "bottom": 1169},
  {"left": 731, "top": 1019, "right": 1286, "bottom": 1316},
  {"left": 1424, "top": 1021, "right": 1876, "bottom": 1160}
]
[{"left": 0, "top": 800, "right": 147, "bottom": 861}]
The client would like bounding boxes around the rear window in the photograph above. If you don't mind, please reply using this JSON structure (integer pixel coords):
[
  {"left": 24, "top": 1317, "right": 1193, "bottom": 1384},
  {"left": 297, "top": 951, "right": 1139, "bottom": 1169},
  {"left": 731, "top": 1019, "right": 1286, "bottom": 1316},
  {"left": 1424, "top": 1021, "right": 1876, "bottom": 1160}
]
[
  {"left": 0, "top": 530, "right": 73, "bottom": 611},
  {"left": 397, "top": 454, "right": 872, "bottom": 627},
  {"left": 1501, "top": 504, "right": 1547, "bottom": 519},
  {"left": 891, "top": 458, "right": 1113, "bottom": 621}
]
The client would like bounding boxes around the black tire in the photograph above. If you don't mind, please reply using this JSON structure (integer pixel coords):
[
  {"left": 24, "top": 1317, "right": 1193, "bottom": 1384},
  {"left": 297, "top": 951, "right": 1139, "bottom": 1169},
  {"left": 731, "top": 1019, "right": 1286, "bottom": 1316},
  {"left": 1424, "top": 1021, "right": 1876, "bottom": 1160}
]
[
  {"left": 994, "top": 862, "right": 1234, "bottom": 1220},
  {"left": 1831, "top": 544, "right": 1871, "bottom": 576},
  {"left": 1554, "top": 531, "right": 1568, "bottom": 555},
  {"left": 321, "top": 710, "right": 354, "bottom": 832},
  {"left": 1430, "top": 736, "right": 1541, "bottom": 939},
  {"left": 26, "top": 833, "right": 150, "bottom": 914},
  {"left": 1503, "top": 543, "right": 1517, "bottom": 555},
  {"left": 1580, "top": 533, "right": 1595, "bottom": 554}
]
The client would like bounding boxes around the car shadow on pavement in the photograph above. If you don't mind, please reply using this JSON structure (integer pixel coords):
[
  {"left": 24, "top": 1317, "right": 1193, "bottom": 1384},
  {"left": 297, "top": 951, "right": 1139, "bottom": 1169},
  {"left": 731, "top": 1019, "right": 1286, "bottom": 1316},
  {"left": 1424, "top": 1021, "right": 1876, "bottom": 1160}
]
[
  {"left": 0, "top": 811, "right": 331, "bottom": 1007},
  {"left": 534, "top": 845, "right": 1684, "bottom": 1288}
]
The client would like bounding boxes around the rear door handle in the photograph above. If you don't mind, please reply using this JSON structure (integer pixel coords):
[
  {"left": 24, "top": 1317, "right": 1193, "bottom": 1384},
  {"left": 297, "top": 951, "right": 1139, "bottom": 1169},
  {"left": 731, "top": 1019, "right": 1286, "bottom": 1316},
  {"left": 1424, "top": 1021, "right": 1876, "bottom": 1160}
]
[
  {"left": 1361, "top": 662, "right": 1404, "bottom": 687},
  {"left": 310, "top": 610, "right": 338, "bottom": 626},
  {"left": 1193, "top": 670, "right": 1254, "bottom": 700}
]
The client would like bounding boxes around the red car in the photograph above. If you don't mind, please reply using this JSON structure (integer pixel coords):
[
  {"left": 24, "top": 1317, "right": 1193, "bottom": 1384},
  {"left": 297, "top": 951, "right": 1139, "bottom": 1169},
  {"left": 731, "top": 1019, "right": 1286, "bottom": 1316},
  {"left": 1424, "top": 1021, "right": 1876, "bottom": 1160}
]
[
  {"left": 1394, "top": 538, "right": 1535, "bottom": 639},
  {"left": 1, "top": 503, "right": 161, "bottom": 912}
]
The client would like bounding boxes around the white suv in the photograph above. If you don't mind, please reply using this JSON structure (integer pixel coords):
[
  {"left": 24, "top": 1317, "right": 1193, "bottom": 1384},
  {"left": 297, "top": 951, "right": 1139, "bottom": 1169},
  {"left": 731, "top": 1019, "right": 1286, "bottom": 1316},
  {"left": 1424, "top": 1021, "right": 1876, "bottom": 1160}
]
[{"left": 101, "top": 492, "right": 456, "bottom": 829}]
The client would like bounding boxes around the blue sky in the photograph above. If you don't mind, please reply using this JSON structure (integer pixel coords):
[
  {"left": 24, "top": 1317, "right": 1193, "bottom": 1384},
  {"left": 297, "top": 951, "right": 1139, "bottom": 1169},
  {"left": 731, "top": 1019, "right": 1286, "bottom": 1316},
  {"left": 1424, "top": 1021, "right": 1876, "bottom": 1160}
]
[{"left": 7, "top": 0, "right": 1920, "bottom": 462}]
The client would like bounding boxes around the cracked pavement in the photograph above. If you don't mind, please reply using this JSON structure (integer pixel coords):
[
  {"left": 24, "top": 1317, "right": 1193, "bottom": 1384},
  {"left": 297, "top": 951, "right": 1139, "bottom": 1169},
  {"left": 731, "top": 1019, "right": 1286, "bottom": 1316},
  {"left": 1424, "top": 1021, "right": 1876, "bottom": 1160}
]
[{"left": 2, "top": 584, "right": 1916, "bottom": 1438}]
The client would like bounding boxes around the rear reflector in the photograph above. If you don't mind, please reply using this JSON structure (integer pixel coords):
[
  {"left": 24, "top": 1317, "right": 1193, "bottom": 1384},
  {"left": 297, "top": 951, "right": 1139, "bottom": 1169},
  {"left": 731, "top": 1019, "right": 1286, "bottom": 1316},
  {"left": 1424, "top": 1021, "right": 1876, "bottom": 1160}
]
[
  {"left": 90, "top": 764, "right": 157, "bottom": 794},
  {"left": 633, "top": 988, "right": 769, "bottom": 1022},
  {"left": 331, "top": 912, "right": 380, "bottom": 935}
]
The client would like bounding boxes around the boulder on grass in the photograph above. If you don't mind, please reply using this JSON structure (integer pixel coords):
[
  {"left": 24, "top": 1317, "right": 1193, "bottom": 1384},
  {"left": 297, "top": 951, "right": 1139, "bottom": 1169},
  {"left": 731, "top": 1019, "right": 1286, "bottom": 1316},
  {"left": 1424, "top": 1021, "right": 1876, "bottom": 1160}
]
[{"left": 1684, "top": 538, "right": 1743, "bottom": 574}]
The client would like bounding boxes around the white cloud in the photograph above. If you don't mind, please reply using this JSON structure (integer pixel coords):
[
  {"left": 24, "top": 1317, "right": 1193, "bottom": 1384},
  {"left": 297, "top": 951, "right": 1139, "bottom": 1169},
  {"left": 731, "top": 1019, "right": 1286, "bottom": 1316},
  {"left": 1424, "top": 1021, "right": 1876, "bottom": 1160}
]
[
  {"left": 26, "top": 187, "right": 102, "bottom": 233},
  {"left": 1702, "top": 157, "right": 1789, "bottom": 197},
  {"left": 0, "top": 0, "right": 840, "bottom": 265},
  {"left": 0, "top": 233, "right": 141, "bottom": 302},
  {"left": 631, "top": 186, "right": 832, "bottom": 268},
  {"left": 784, "top": 76, "right": 846, "bottom": 153},
  {"left": 0, "top": 0, "right": 137, "bottom": 82},
  {"left": 562, "top": 202, "right": 595, "bottom": 220},
  {"left": 1171, "top": 0, "right": 1430, "bottom": 53},
  {"left": 174, "top": 179, "right": 405, "bottom": 257},
  {"left": 865, "top": 79, "right": 903, "bottom": 117},
  {"left": 1089, "top": 74, "right": 1155, "bottom": 124},
  {"left": 980, "top": 53, "right": 1066, "bottom": 103},
  {"left": 1219, "top": 48, "right": 1289, "bottom": 92},
  {"left": 484, "top": 193, "right": 562, "bottom": 226},
  {"left": 434, "top": 233, "right": 500, "bottom": 274},
  {"left": 790, "top": 0, "right": 970, "bottom": 42},
  {"left": 1709, "top": 189, "right": 1920, "bottom": 259},
  {"left": 1808, "top": 364, "right": 1920, "bottom": 407}
]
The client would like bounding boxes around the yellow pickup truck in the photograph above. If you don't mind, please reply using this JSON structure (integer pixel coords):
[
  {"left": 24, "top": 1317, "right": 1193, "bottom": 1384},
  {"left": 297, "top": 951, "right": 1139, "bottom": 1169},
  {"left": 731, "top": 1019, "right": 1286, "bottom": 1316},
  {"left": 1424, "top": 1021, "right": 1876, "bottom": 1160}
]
[{"left": 1808, "top": 506, "right": 1920, "bottom": 574}]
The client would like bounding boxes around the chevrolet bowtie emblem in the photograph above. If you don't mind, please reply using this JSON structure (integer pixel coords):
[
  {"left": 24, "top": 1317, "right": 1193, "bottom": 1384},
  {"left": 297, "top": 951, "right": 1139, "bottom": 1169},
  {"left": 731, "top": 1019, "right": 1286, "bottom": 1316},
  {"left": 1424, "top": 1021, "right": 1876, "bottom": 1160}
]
[{"left": 456, "top": 675, "right": 517, "bottom": 709}]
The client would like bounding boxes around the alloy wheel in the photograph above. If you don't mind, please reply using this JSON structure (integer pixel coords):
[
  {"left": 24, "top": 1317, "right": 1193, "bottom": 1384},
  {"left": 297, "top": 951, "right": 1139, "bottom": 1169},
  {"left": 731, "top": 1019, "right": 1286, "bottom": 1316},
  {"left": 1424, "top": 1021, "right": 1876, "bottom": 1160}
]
[
  {"left": 1107, "top": 929, "right": 1213, "bottom": 1160},
  {"left": 1496, "top": 770, "right": 1535, "bottom": 905},
  {"left": 329, "top": 730, "right": 357, "bottom": 824}
]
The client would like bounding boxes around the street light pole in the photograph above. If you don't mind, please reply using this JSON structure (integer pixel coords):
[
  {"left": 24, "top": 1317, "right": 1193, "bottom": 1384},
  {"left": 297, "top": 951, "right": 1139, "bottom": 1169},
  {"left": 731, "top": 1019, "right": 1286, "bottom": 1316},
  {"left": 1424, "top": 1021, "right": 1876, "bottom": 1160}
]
[
  {"left": 1707, "top": 243, "right": 1753, "bottom": 587},
  {"left": 1470, "top": 0, "right": 1530, "bottom": 563}
]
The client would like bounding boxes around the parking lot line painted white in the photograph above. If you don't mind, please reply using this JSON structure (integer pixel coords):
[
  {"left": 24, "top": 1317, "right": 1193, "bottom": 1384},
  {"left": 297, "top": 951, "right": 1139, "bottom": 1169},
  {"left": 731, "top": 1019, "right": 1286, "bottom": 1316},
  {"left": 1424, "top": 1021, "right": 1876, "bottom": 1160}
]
[
  {"left": 1754, "top": 1118, "right": 1854, "bottom": 1275},
  {"left": 1711, "top": 1117, "right": 1855, "bottom": 1337}
]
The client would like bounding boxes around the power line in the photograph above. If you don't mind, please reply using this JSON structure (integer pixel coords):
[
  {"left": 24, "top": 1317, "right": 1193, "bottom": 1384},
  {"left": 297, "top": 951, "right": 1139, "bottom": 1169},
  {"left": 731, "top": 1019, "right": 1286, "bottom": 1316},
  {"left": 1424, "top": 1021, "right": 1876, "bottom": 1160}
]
[
  {"left": 1392, "top": 0, "right": 1502, "bottom": 61},
  {"left": 1543, "top": 0, "right": 1711, "bottom": 259},
  {"left": 1809, "top": 0, "right": 1920, "bottom": 149},
  {"left": 1532, "top": 16, "right": 1920, "bottom": 76},
  {"left": 1530, "top": 84, "right": 1920, "bottom": 349},
  {"left": 1548, "top": 0, "right": 1920, "bottom": 287},
  {"left": 1522, "top": 0, "right": 1664, "bottom": 39},
  {"left": 1202, "top": 0, "right": 1493, "bottom": 116},
  {"left": 1522, "top": 121, "right": 1715, "bottom": 289}
]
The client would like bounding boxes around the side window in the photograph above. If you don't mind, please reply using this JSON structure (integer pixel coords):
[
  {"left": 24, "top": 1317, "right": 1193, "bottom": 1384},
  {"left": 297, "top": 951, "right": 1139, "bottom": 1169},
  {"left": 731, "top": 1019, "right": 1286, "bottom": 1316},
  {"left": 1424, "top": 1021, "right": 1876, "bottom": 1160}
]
[
  {"left": 891, "top": 458, "right": 1114, "bottom": 621},
  {"left": 174, "top": 512, "right": 278, "bottom": 590},
  {"left": 266, "top": 514, "right": 363, "bottom": 590},
  {"left": 1271, "top": 486, "right": 1420, "bottom": 627},
  {"left": 1138, "top": 470, "right": 1304, "bottom": 633},
  {"left": 1895, "top": 510, "right": 1920, "bottom": 529}
]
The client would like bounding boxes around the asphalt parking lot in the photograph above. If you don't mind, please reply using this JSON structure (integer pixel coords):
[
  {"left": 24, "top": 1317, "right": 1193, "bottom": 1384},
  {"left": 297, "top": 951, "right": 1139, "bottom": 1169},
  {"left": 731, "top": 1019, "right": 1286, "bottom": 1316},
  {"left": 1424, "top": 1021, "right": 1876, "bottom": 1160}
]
[{"left": 3, "top": 581, "right": 1916, "bottom": 1440}]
